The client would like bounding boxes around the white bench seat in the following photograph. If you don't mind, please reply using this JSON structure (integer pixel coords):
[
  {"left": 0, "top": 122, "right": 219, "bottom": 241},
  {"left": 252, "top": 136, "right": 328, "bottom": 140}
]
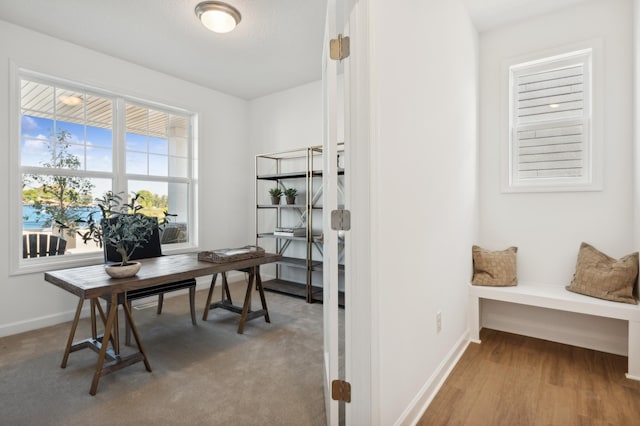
[{"left": 468, "top": 282, "right": 640, "bottom": 380}]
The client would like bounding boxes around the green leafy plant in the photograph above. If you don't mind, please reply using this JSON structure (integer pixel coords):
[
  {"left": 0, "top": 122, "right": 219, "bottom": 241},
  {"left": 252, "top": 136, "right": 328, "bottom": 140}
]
[
  {"left": 268, "top": 187, "right": 283, "bottom": 197},
  {"left": 283, "top": 187, "right": 298, "bottom": 197},
  {"left": 77, "top": 191, "right": 174, "bottom": 266}
]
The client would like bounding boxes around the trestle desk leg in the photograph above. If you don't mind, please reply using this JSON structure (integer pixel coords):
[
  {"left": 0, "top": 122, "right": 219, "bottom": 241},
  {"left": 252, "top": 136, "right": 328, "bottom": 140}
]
[
  {"left": 90, "top": 292, "right": 118, "bottom": 396},
  {"left": 61, "top": 297, "right": 84, "bottom": 369},
  {"left": 222, "top": 273, "right": 232, "bottom": 302},
  {"left": 202, "top": 273, "right": 218, "bottom": 320},
  {"left": 121, "top": 299, "right": 152, "bottom": 372},
  {"left": 237, "top": 271, "right": 255, "bottom": 334},
  {"left": 256, "top": 268, "right": 270, "bottom": 323}
]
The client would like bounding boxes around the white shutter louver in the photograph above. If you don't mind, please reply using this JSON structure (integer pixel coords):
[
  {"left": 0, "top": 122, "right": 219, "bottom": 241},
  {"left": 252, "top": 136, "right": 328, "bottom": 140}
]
[
  {"left": 509, "top": 50, "right": 592, "bottom": 188},
  {"left": 516, "top": 124, "right": 584, "bottom": 179},
  {"left": 516, "top": 65, "right": 584, "bottom": 124}
]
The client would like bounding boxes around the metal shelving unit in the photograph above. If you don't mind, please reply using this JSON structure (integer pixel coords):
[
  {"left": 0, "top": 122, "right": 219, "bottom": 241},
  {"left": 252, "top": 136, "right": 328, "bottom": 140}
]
[{"left": 255, "top": 145, "right": 343, "bottom": 303}]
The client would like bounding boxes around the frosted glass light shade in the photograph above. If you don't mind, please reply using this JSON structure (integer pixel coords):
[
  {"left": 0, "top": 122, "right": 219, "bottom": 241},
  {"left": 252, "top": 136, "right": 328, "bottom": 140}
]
[
  {"left": 195, "top": 2, "right": 241, "bottom": 33},
  {"left": 58, "top": 95, "right": 83, "bottom": 106}
]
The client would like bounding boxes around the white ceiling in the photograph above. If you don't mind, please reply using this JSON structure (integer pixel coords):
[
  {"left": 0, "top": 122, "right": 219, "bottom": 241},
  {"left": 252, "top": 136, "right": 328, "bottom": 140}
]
[
  {"left": 461, "top": 0, "right": 592, "bottom": 32},
  {"left": 0, "top": 0, "right": 328, "bottom": 100},
  {"left": 0, "top": 0, "right": 592, "bottom": 100}
]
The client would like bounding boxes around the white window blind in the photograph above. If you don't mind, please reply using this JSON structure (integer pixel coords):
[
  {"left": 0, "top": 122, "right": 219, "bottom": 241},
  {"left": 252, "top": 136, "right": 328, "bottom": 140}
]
[{"left": 509, "top": 49, "right": 592, "bottom": 190}]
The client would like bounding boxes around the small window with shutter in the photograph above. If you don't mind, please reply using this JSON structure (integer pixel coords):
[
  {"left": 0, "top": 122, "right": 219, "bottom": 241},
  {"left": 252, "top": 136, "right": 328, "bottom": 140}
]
[{"left": 508, "top": 49, "right": 594, "bottom": 191}]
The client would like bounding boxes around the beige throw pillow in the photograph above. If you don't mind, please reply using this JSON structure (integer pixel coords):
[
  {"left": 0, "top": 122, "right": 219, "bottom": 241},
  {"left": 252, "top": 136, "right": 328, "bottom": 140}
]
[
  {"left": 472, "top": 245, "right": 518, "bottom": 287},
  {"left": 566, "top": 242, "right": 638, "bottom": 305}
]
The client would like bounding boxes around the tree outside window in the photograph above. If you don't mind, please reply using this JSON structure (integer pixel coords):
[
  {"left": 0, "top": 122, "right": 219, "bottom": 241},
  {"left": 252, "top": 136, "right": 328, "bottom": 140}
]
[{"left": 23, "top": 129, "right": 94, "bottom": 242}]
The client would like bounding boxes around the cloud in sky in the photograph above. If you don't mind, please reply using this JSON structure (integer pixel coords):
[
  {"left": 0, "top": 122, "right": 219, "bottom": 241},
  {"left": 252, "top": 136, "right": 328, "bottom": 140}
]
[
  {"left": 21, "top": 139, "right": 50, "bottom": 167},
  {"left": 22, "top": 136, "right": 49, "bottom": 155},
  {"left": 21, "top": 115, "right": 41, "bottom": 133}
]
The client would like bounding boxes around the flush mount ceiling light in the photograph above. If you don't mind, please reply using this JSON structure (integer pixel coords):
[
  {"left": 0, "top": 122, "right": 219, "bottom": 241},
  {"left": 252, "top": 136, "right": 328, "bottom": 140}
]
[
  {"left": 195, "top": 1, "right": 241, "bottom": 33},
  {"left": 58, "top": 95, "right": 83, "bottom": 106}
]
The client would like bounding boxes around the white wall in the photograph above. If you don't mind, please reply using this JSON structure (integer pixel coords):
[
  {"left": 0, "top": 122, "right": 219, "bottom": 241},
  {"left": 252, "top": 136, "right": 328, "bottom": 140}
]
[
  {"left": 478, "top": 0, "right": 634, "bottom": 353},
  {"left": 369, "top": 1, "right": 478, "bottom": 424},
  {"left": 249, "top": 80, "right": 322, "bottom": 156},
  {"left": 0, "top": 20, "right": 251, "bottom": 336}
]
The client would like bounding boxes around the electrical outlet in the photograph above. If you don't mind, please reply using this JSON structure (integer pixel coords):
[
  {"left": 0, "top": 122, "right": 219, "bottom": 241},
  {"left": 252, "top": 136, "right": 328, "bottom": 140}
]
[{"left": 436, "top": 311, "right": 442, "bottom": 333}]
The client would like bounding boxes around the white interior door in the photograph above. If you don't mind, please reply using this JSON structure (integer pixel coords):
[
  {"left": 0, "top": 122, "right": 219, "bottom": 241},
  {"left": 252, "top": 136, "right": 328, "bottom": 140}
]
[
  {"left": 324, "top": 0, "right": 371, "bottom": 423},
  {"left": 322, "top": 0, "right": 341, "bottom": 424}
]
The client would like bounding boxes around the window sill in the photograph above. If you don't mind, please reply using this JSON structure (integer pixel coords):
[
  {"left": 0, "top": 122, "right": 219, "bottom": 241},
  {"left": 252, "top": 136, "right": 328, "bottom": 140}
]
[
  {"left": 12, "top": 243, "right": 200, "bottom": 277},
  {"left": 502, "top": 182, "right": 603, "bottom": 194},
  {"left": 11, "top": 252, "right": 105, "bottom": 277}
]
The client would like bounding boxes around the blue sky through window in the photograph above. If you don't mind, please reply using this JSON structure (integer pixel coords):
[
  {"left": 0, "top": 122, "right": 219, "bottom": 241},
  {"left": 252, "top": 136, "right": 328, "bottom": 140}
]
[
  {"left": 21, "top": 115, "right": 169, "bottom": 198},
  {"left": 21, "top": 115, "right": 114, "bottom": 172}
]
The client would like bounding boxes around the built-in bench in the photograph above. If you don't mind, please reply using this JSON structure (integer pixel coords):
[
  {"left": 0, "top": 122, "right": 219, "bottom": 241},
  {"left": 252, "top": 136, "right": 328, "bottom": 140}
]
[{"left": 468, "top": 282, "right": 640, "bottom": 381}]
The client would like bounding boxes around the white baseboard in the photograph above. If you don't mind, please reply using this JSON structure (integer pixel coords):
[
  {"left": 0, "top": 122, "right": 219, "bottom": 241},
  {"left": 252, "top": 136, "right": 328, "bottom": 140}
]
[
  {"left": 625, "top": 373, "right": 640, "bottom": 381},
  {"left": 394, "top": 331, "right": 470, "bottom": 426},
  {"left": 0, "top": 307, "right": 92, "bottom": 338},
  {"left": 0, "top": 270, "right": 248, "bottom": 338}
]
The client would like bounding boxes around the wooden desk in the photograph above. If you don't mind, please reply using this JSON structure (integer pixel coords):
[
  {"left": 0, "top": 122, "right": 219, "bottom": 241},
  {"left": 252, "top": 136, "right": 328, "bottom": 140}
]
[{"left": 45, "top": 252, "right": 280, "bottom": 395}]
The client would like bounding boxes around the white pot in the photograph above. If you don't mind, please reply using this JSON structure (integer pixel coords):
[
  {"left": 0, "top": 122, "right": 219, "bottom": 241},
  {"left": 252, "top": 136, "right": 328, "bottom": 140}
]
[{"left": 105, "top": 262, "right": 142, "bottom": 278}]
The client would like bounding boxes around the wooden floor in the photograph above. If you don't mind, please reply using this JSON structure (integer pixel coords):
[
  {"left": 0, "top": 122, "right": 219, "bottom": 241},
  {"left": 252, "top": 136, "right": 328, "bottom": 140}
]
[{"left": 418, "top": 329, "right": 640, "bottom": 426}]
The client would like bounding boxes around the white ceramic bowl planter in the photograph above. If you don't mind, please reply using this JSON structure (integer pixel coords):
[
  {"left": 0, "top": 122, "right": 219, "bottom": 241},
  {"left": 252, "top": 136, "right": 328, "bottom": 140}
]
[{"left": 105, "top": 262, "right": 142, "bottom": 278}]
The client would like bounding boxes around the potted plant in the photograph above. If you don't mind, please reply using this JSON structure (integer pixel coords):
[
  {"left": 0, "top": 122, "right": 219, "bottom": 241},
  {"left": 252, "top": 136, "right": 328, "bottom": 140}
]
[
  {"left": 77, "top": 191, "right": 172, "bottom": 278},
  {"left": 269, "top": 187, "right": 283, "bottom": 205},
  {"left": 283, "top": 187, "right": 298, "bottom": 205}
]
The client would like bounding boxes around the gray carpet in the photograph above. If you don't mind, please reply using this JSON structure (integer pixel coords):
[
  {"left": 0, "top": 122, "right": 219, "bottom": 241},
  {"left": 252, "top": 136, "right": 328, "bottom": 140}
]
[{"left": 0, "top": 280, "right": 326, "bottom": 426}]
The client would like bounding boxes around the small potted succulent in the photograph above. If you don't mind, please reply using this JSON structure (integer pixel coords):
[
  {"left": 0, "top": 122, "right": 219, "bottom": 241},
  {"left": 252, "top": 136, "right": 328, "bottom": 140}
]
[
  {"left": 269, "top": 187, "right": 283, "bottom": 205},
  {"left": 77, "top": 191, "right": 172, "bottom": 278},
  {"left": 283, "top": 187, "right": 298, "bottom": 205}
]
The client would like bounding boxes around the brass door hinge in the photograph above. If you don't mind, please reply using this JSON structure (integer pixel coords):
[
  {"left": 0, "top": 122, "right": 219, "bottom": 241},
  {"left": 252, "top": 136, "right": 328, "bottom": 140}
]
[
  {"left": 330, "top": 34, "right": 350, "bottom": 61},
  {"left": 331, "top": 379, "right": 351, "bottom": 403},
  {"left": 331, "top": 209, "right": 351, "bottom": 231}
]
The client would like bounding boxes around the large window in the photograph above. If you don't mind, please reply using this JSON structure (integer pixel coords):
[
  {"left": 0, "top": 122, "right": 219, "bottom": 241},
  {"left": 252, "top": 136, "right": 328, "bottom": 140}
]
[
  {"left": 508, "top": 49, "right": 595, "bottom": 191},
  {"left": 17, "top": 72, "right": 196, "bottom": 269}
]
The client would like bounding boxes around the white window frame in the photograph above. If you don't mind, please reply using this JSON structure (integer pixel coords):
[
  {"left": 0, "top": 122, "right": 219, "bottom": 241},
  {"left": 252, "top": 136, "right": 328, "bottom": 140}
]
[
  {"left": 501, "top": 41, "right": 603, "bottom": 193},
  {"left": 10, "top": 67, "right": 199, "bottom": 275}
]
